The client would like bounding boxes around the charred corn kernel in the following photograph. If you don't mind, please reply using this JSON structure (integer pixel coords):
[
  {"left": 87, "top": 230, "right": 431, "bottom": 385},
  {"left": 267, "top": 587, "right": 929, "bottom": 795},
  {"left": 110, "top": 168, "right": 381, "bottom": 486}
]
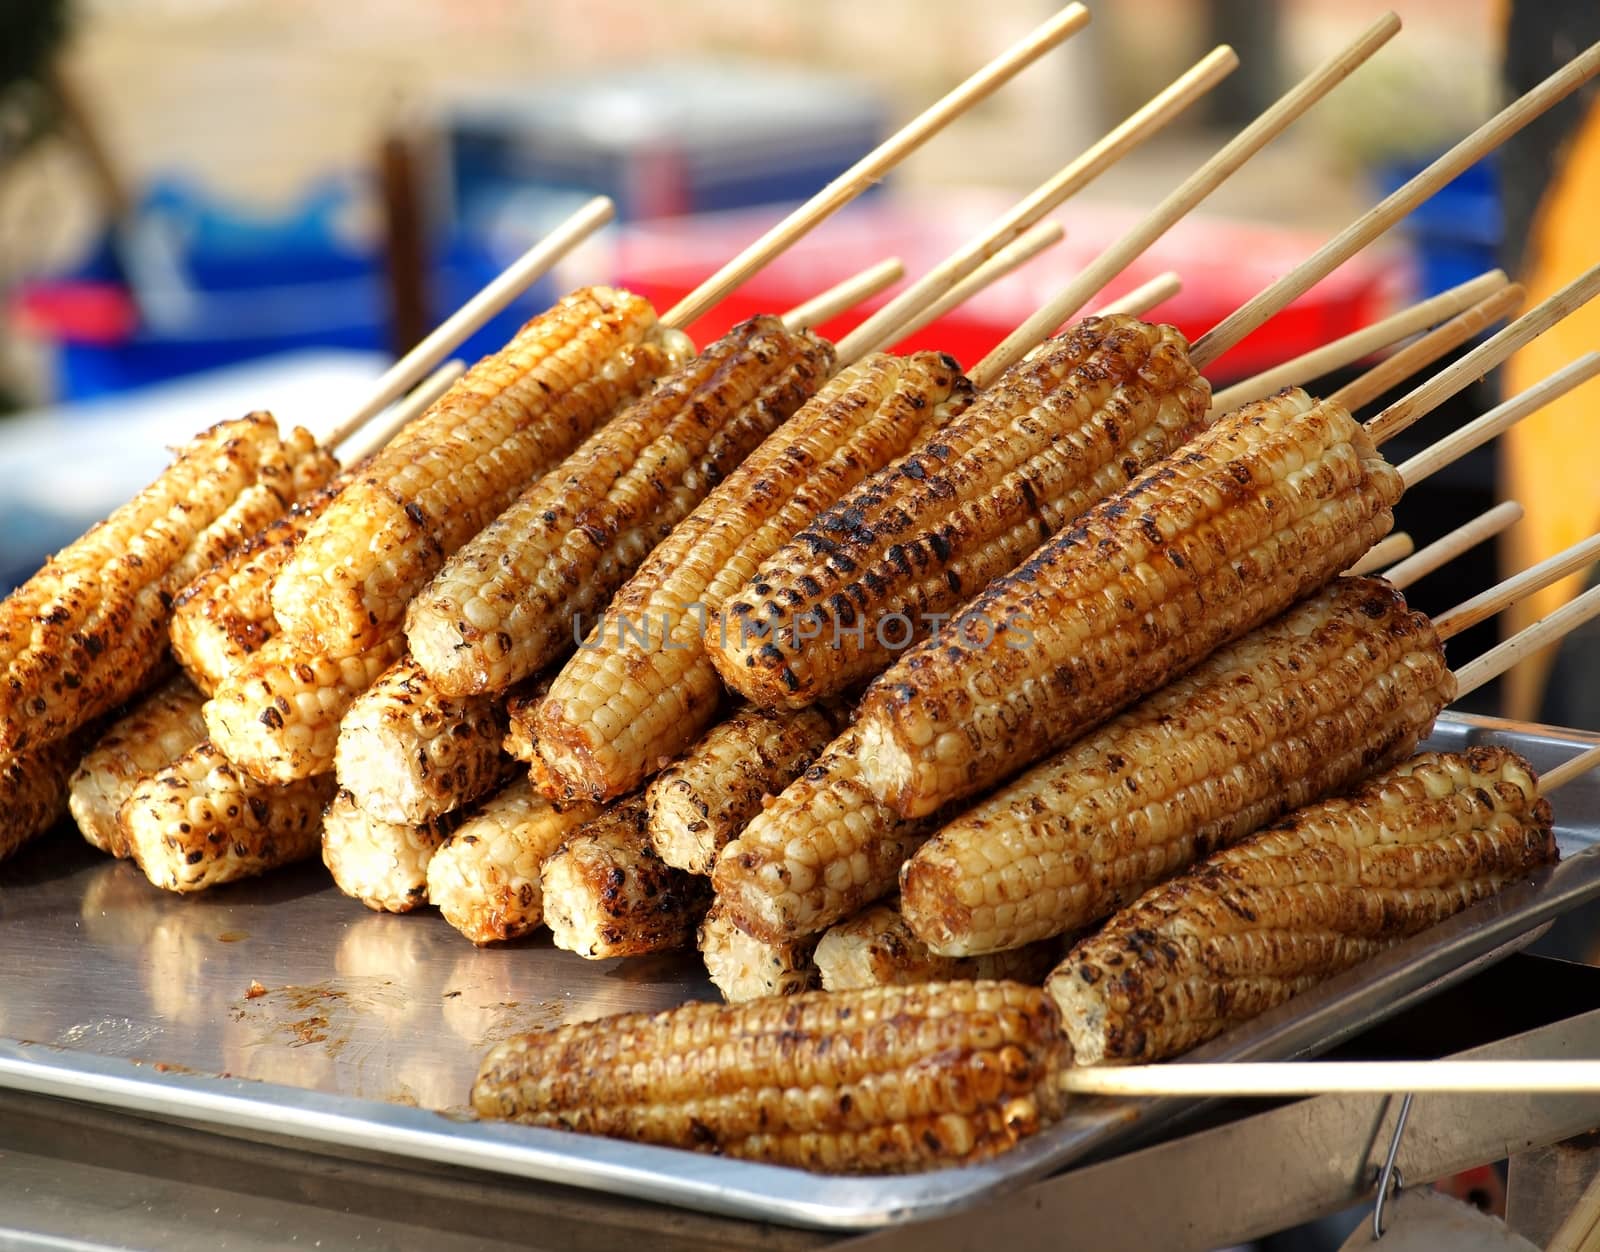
[
  {"left": 335, "top": 657, "right": 513, "bottom": 825},
  {"left": 408, "top": 317, "right": 833, "bottom": 696},
  {"left": 0, "top": 735, "right": 86, "bottom": 862},
  {"left": 472, "top": 979, "right": 1068, "bottom": 1173},
  {"left": 203, "top": 629, "right": 405, "bottom": 784},
  {"left": 902, "top": 577, "right": 1456, "bottom": 957},
  {"left": 711, "top": 730, "right": 936, "bottom": 944},
  {"left": 0, "top": 413, "right": 319, "bottom": 755},
  {"left": 426, "top": 776, "right": 602, "bottom": 944},
  {"left": 533, "top": 351, "right": 973, "bottom": 805},
  {"left": 503, "top": 687, "right": 540, "bottom": 765},
  {"left": 648, "top": 701, "right": 847, "bottom": 874},
  {"left": 69, "top": 675, "right": 209, "bottom": 857},
  {"left": 713, "top": 317, "right": 1211, "bottom": 708},
  {"left": 857, "top": 388, "right": 1405, "bottom": 818},
  {"left": 321, "top": 787, "right": 471, "bottom": 913},
  {"left": 123, "top": 742, "right": 336, "bottom": 892},
  {"left": 542, "top": 795, "right": 711, "bottom": 958},
  {"left": 274, "top": 288, "right": 692, "bottom": 653},
  {"left": 816, "top": 901, "right": 1060, "bottom": 991},
  {"left": 170, "top": 468, "right": 351, "bottom": 695},
  {"left": 1048, "top": 747, "right": 1557, "bottom": 1066},
  {"left": 698, "top": 904, "right": 820, "bottom": 1002}
]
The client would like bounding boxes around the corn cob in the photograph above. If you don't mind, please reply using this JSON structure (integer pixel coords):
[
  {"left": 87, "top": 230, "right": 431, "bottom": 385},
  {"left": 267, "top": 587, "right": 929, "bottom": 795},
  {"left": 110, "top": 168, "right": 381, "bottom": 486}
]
[
  {"left": 123, "top": 742, "right": 337, "bottom": 892},
  {"left": 503, "top": 680, "right": 596, "bottom": 812},
  {"left": 0, "top": 413, "right": 324, "bottom": 756},
  {"left": 0, "top": 734, "right": 87, "bottom": 863},
  {"left": 711, "top": 729, "right": 936, "bottom": 944},
  {"left": 1047, "top": 746, "right": 1557, "bottom": 1066},
  {"left": 273, "top": 288, "right": 692, "bottom": 653},
  {"left": 541, "top": 795, "right": 711, "bottom": 958},
  {"left": 426, "top": 775, "right": 602, "bottom": 944},
  {"left": 902, "top": 576, "right": 1456, "bottom": 957},
  {"left": 203, "top": 629, "right": 406, "bottom": 783},
  {"left": 472, "top": 979, "right": 1067, "bottom": 1173},
  {"left": 335, "top": 656, "right": 513, "bottom": 825},
  {"left": 407, "top": 317, "right": 833, "bottom": 696},
  {"left": 647, "top": 701, "right": 846, "bottom": 874},
  {"left": 857, "top": 387, "right": 1405, "bottom": 818},
  {"left": 321, "top": 787, "right": 476, "bottom": 912},
  {"left": 816, "top": 901, "right": 1060, "bottom": 992},
  {"left": 533, "top": 351, "right": 974, "bottom": 804},
  {"left": 169, "top": 471, "right": 349, "bottom": 695},
  {"left": 711, "top": 317, "right": 1211, "bottom": 707},
  {"left": 698, "top": 904, "right": 821, "bottom": 1002},
  {"left": 68, "top": 674, "right": 209, "bottom": 857}
]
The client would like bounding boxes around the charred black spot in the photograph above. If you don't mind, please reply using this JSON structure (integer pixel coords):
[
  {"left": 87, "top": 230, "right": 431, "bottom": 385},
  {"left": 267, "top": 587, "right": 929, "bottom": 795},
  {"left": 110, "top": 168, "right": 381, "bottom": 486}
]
[
  {"left": 901, "top": 460, "right": 927, "bottom": 481},
  {"left": 928, "top": 532, "right": 952, "bottom": 563},
  {"left": 258, "top": 707, "right": 284, "bottom": 730},
  {"left": 404, "top": 502, "right": 426, "bottom": 527}
]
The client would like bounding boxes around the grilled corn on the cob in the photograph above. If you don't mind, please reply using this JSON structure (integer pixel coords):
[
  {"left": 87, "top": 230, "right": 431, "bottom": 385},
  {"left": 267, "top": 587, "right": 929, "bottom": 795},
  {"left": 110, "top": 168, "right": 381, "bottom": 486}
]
[
  {"left": 273, "top": 288, "right": 692, "bottom": 653},
  {"left": 532, "top": 352, "right": 974, "bottom": 804},
  {"left": 710, "top": 317, "right": 1210, "bottom": 707},
  {"left": 203, "top": 629, "right": 406, "bottom": 783},
  {"left": 321, "top": 787, "right": 474, "bottom": 912},
  {"left": 407, "top": 316, "right": 833, "bottom": 696},
  {"left": 816, "top": 901, "right": 1060, "bottom": 991},
  {"left": 857, "top": 387, "right": 1405, "bottom": 817},
  {"left": 68, "top": 675, "right": 209, "bottom": 856},
  {"left": 711, "top": 729, "right": 936, "bottom": 944},
  {"left": 472, "top": 979, "right": 1067, "bottom": 1173},
  {"left": 426, "top": 775, "right": 602, "bottom": 944},
  {"left": 0, "top": 413, "right": 326, "bottom": 755},
  {"left": 1047, "top": 746, "right": 1557, "bottom": 1065},
  {"left": 123, "top": 742, "right": 337, "bottom": 891},
  {"left": 541, "top": 795, "right": 711, "bottom": 958},
  {"left": 902, "top": 576, "right": 1455, "bottom": 956},
  {"left": 647, "top": 701, "right": 846, "bottom": 874},
  {"left": 698, "top": 904, "right": 821, "bottom": 1002},
  {"left": 335, "top": 657, "right": 513, "bottom": 825},
  {"left": 0, "top": 735, "right": 87, "bottom": 862}
]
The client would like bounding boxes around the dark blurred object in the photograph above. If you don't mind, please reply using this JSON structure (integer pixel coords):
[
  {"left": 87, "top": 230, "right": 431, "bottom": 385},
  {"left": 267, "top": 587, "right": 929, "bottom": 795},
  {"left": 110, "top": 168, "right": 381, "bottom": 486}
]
[
  {"left": 380, "top": 129, "right": 432, "bottom": 357},
  {"left": 0, "top": 0, "right": 68, "bottom": 127},
  {"left": 1205, "top": 0, "right": 1281, "bottom": 126},
  {"left": 444, "top": 63, "right": 885, "bottom": 232},
  {"left": 1375, "top": 157, "right": 1500, "bottom": 299},
  {"left": 1539, "top": 566, "right": 1600, "bottom": 732}
]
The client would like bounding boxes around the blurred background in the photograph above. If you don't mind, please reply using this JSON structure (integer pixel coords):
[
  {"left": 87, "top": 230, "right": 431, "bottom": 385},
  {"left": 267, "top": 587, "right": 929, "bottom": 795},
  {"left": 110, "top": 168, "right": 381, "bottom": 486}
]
[{"left": 0, "top": 0, "right": 1594, "bottom": 729}]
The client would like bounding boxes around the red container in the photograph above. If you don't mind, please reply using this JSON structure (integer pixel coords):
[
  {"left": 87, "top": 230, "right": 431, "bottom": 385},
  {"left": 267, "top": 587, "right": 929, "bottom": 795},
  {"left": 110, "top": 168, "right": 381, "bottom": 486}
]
[{"left": 612, "top": 193, "right": 1407, "bottom": 383}]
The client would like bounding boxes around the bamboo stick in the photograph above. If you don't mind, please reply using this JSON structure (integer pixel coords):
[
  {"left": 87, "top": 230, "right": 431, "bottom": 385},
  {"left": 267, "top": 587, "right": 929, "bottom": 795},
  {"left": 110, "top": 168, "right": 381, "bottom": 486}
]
[
  {"left": 836, "top": 44, "right": 1237, "bottom": 362},
  {"left": 780, "top": 257, "right": 905, "bottom": 331},
  {"left": 1453, "top": 582, "right": 1600, "bottom": 697},
  {"left": 1345, "top": 532, "right": 1413, "bottom": 577},
  {"left": 1192, "top": 38, "right": 1600, "bottom": 369},
  {"left": 338, "top": 358, "right": 467, "bottom": 462},
  {"left": 1538, "top": 743, "right": 1600, "bottom": 796},
  {"left": 324, "top": 196, "right": 614, "bottom": 449},
  {"left": 1383, "top": 501, "right": 1523, "bottom": 591},
  {"left": 1207, "top": 270, "right": 1508, "bottom": 414},
  {"left": 1328, "top": 283, "right": 1523, "bottom": 413},
  {"left": 1091, "top": 271, "right": 1183, "bottom": 318},
  {"left": 972, "top": 12, "right": 1402, "bottom": 389},
  {"left": 1435, "top": 530, "right": 1600, "bottom": 641},
  {"left": 659, "top": 3, "right": 1091, "bottom": 332},
  {"left": 1061, "top": 1059, "right": 1600, "bottom": 1099},
  {"left": 1398, "top": 352, "right": 1600, "bottom": 487}
]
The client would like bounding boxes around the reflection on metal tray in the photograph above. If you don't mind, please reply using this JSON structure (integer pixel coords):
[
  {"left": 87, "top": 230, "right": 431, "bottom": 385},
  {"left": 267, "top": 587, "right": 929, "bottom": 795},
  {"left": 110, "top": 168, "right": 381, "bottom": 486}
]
[{"left": 1, "top": 712, "right": 1598, "bottom": 1231}]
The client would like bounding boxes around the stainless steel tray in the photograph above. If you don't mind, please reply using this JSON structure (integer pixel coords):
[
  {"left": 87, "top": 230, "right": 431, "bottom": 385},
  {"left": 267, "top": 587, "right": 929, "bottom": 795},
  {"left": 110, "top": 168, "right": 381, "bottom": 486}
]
[{"left": 2, "top": 712, "right": 1598, "bottom": 1231}]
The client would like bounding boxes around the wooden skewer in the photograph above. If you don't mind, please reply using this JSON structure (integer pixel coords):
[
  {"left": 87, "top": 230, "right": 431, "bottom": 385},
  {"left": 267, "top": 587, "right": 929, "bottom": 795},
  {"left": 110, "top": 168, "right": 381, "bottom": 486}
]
[
  {"left": 1344, "top": 532, "right": 1413, "bottom": 577},
  {"left": 1398, "top": 351, "right": 1600, "bottom": 487},
  {"left": 971, "top": 13, "right": 1401, "bottom": 390},
  {"left": 1369, "top": 264, "right": 1600, "bottom": 447},
  {"left": 1193, "top": 38, "right": 1600, "bottom": 370},
  {"left": 836, "top": 44, "right": 1237, "bottom": 363},
  {"left": 338, "top": 359, "right": 467, "bottom": 463},
  {"left": 1546, "top": 1166, "right": 1600, "bottom": 1252},
  {"left": 1382, "top": 500, "right": 1523, "bottom": 591},
  {"left": 1207, "top": 270, "right": 1509, "bottom": 415},
  {"left": 1061, "top": 1058, "right": 1600, "bottom": 1099},
  {"left": 862, "top": 222, "right": 1066, "bottom": 353},
  {"left": 1091, "top": 271, "right": 1183, "bottom": 318},
  {"left": 323, "top": 196, "right": 614, "bottom": 450},
  {"left": 1453, "top": 581, "right": 1600, "bottom": 697},
  {"left": 658, "top": 3, "right": 1091, "bottom": 333},
  {"left": 1329, "top": 284, "right": 1524, "bottom": 414},
  {"left": 1434, "top": 529, "right": 1600, "bottom": 642},
  {"left": 780, "top": 257, "right": 905, "bottom": 331},
  {"left": 1537, "top": 742, "right": 1600, "bottom": 796}
]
